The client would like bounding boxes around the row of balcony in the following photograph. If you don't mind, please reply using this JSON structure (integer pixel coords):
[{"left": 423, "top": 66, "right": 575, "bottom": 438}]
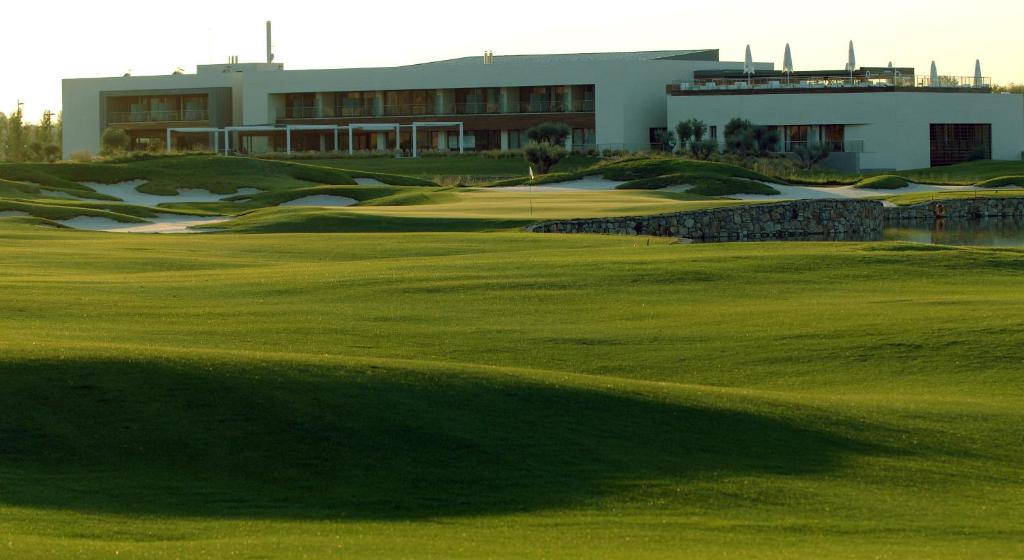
[
  {"left": 284, "top": 99, "right": 597, "bottom": 120},
  {"left": 108, "top": 109, "right": 210, "bottom": 123}
]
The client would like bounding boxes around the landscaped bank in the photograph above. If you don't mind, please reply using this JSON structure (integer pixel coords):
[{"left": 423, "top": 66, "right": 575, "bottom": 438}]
[{"left": 528, "top": 199, "right": 885, "bottom": 241}]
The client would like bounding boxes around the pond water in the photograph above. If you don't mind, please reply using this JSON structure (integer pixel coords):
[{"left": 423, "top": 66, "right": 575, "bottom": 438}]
[{"left": 884, "top": 218, "right": 1024, "bottom": 247}]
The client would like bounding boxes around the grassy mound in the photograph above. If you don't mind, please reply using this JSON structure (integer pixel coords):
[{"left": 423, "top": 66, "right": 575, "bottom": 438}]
[
  {"left": 0, "top": 231, "right": 1022, "bottom": 557},
  {"left": 207, "top": 206, "right": 530, "bottom": 233},
  {"left": 530, "top": 156, "right": 776, "bottom": 186},
  {"left": 975, "top": 175, "right": 1024, "bottom": 188},
  {"left": 900, "top": 160, "right": 1024, "bottom": 185},
  {"left": 854, "top": 175, "right": 910, "bottom": 190},
  {"left": 0, "top": 199, "right": 153, "bottom": 223},
  {"left": 0, "top": 156, "right": 437, "bottom": 199},
  {"left": 617, "top": 173, "right": 780, "bottom": 196}
]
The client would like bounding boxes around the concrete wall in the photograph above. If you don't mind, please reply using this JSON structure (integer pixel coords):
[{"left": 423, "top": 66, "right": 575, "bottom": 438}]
[
  {"left": 529, "top": 199, "right": 884, "bottom": 241},
  {"left": 666, "top": 91, "right": 1024, "bottom": 170}
]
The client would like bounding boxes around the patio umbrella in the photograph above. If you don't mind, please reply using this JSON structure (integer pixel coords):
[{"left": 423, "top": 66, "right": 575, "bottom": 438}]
[
  {"left": 744, "top": 45, "right": 754, "bottom": 79},
  {"left": 783, "top": 44, "right": 794, "bottom": 81},
  {"left": 974, "top": 59, "right": 983, "bottom": 87},
  {"left": 846, "top": 41, "right": 856, "bottom": 81},
  {"left": 931, "top": 61, "right": 939, "bottom": 86}
]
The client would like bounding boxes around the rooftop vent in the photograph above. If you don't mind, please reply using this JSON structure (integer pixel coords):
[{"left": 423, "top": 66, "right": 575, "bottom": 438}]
[
  {"left": 483, "top": 50, "right": 494, "bottom": 64},
  {"left": 228, "top": 55, "right": 239, "bottom": 65}
]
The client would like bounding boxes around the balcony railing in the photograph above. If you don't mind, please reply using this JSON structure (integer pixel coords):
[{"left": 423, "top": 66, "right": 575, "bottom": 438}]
[
  {"left": 674, "top": 75, "right": 992, "bottom": 92},
  {"left": 108, "top": 109, "right": 209, "bottom": 123},
  {"left": 287, "top": 99, "right": 596, "bottom": 120}
]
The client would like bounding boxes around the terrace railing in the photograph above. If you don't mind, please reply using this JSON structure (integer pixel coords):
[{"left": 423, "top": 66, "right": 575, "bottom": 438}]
[
  {"left": 674, "top": 75, "right": 992, "bottom": 92},
  {"left": 108, "top": 109, "right": 209, "bottom": 123}
]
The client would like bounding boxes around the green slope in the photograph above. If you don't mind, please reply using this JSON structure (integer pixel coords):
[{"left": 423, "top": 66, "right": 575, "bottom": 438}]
[{"left": 0, "top": 226, "right": 1022, "bottom": 558}]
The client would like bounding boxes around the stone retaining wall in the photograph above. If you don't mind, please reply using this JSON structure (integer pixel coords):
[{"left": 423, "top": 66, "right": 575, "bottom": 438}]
[
  {"left": 528, "top": 200, "right": 885, "bottom": 242},
  {"left": 884, "top": 197, "right": 1024, "bottom": 221}
]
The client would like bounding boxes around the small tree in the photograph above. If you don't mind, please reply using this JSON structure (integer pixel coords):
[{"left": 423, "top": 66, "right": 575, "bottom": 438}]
[
  {"left": 751, "top": 126, "right": 780, "bottom": 155},
  {"left": 523, "top": 141, "right": 567, "bottom": 174},
  {"left": 7, "top": 107, "right": 24, "bottom": 162},
  {"left": 793, "top": 143, "right": 832, "bottom": 169},
  {"left": 101, "top": 127, "right": 130, "bottom": 155},
  {"left": 691, "top": 139, "right": 718, "bottom": 161},
  {"left": 653, "top": 129, "right": 676, "bottom": 152},
  {"left": 674, "top": 120, "right": 694, "bottom": 153},
  {"left": 42, "top": 143, "right": 61, "bottom": 162},
  {"left": 524, "top": 123, "right": 571, "bottom": 174},
  {"left": 526, "top": 122, "right": 571, "bottom": 146}
]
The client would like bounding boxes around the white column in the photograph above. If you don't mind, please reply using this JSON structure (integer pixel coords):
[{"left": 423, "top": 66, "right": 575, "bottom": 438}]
[
  {"left": 213, "top": 131, "right": 219, "bottom": 154},
  {"left": 286, "top": 127, "right": 292, "bottom": 154},
  {"left": 412, "top": 124, "right": 418, "bottom": 158},
  {"left": 348, "top": 127, "right": 354, "bottom": 155},
  {"left": 333, "top": 128, "right": 339, "bottom": 152},
  {"left": 458, "top": 123, "right": 464, "bottom": 153},
  {"left": 166, "top": 129, "right": 172, "bottom": 153},
  {"left": 395, "top": 125, "right": 401, "bottom": 152},
  {"left": 224, "top": 129, "right": 230, "bottom": 155}
]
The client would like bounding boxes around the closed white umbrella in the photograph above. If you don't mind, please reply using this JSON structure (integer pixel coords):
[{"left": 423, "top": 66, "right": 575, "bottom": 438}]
[
  {"left": 846, "top": 41, "right": 857, "bottom": 81},
  {"left": 783, "top": 43, "right": 794, "bottom": 80},
  {"left": 974, "top": 59, "right": 983, "bottom": 87},
  {"left": 744, "top": 45, "right": 754, "bottom": 79},
  {"left": 930, "top": 61, "right": 939, "bottom": 87}
]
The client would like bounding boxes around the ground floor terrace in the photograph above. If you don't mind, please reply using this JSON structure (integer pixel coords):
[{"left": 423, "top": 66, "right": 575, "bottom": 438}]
[{"left": 157, "top": 121, "right": 599, "bottom": 156}]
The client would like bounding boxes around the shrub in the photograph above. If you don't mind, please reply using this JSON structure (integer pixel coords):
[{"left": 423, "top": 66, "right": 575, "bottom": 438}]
[
  {"left": 526, "top": 122, "right": 571, "bottom": 146},
  {"left": 70, "top": 150, "right": 93, "bottom": 162},
  {"left": 523, "top": 141, "right": 567, "bottom": 174},
  {"left": 42, "top": 144, "right": 62, "bottom": 162},
  {"left": 793, "top": 143, "right": 832, "bottom": 169},
  {"left": 691, "top": 139, "right": 718, "bottom": 161},
  {"left": 652, "top": 129, "right": 676, "bottom": 152},
  {"left": 100, "top": 128, "right": 130, "bottom": 155}
]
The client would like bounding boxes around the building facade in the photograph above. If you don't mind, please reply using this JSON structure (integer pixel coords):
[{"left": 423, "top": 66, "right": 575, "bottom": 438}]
[
  {"left": 62, "top": 50, "right": 1024, "bottom": 170},
  {"left": 667, "top": 68, "right": 1024, "bottom": 171},
  {"left": 63, "top": 50, "right": 764, "bottom": 159}
]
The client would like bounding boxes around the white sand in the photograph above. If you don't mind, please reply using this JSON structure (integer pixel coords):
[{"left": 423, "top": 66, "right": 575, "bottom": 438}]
[
  {"left": 496, "top": 176, "right": 624, "bottom": 192},
  {"left": 39, "top": 189, "right": 93, "bottom": 200},
  {"left": 58, "top": 214, "right": 228, "bottom": 234},
  {"left": 80, "top": 181, "right": 260, "bottom": 206},
  {"left": 280, "top": 195, "right": 358, "bottom": 207},
  {"left": 354, "top": 178, "right": 385, "bottom": 185},
  {"left": 0, "top": 211, "right": 30, "bottom": 218}
]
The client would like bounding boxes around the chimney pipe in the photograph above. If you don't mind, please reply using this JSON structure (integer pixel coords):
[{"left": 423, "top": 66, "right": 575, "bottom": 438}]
[{"left": 266, "top": 21, "right": 274, "bottom": 64}]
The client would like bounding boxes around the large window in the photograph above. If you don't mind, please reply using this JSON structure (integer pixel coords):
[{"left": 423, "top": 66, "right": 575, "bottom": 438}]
[
  {"left": 286, "top": 93, "right": 316, "bottom": 118},
  {"left": 930, "top": 124, "right": 991, "bottom": 166},
  {"left": 784, "top": 125, "right": 809, "bottom": 152}
]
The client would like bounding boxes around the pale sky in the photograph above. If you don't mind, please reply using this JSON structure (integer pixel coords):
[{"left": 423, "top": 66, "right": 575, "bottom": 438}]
[{"left": 3, "top": 0, "right": 1022, "bottom": 121}]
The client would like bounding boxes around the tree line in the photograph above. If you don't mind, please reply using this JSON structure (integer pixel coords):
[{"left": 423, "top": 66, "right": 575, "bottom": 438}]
[{"left": 0, "top": 106, "right": 63, "bottom": 162}]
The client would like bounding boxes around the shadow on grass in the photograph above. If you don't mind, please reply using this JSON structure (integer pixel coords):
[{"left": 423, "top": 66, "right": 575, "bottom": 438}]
[{"left": 0, "top": 357, "right": 886, "bottom": 520}]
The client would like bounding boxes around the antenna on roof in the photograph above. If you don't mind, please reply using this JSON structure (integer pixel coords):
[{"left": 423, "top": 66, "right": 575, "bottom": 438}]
[{"left": 266, "top": 21, "right": 275, "bottom": 64}]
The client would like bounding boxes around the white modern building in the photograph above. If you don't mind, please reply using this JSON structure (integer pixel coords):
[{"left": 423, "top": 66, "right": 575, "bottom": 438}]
[
  {"left": 667, "top": 68, "right": 1024, "bottom": 171},
  {"left": 62, "top": 47, "right": 768, "bottom": 159},
  {"left": 62, "top": 38, "right": 1024, "bottom": 170}
]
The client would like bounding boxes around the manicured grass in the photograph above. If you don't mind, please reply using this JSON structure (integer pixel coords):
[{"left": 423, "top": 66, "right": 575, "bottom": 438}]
[
  {"left": 533, "top": 156, "right": 776, "bottom": 185},
  {"left": 0, "top": 227, "right": 1022, "bottom": 558},
  {"left": 0, "top": 156, "right": 434, "bottom": 197},
  {"left": 210, "top": 189, "right": 745, "bottom": 233},
  {"left": 900, "top": 160, "right": 1024, "bottom": 185},
  {"left": 307, "top": 153, "right": 598, "bottom": 179},
  {"left": 975, "top": 175, "right": 1024, "bottom": 188},
  {"left": 616, "top": 173, "right": 780, "bottom": 196},
  {"left": 853, "top": 175, "right": 910, "bottom": 190}
]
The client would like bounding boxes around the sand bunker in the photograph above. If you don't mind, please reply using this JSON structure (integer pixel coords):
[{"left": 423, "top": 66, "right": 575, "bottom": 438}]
[
  {"left": 59, "top": 214, "right": 227, "bottom": 234},
  {"left": 354, "top": 178, "right": 385, "bottom": 185},
  {"left": 0, "top": 211, "right": 31, "bottom": 218},
  {"left": 280, "top": 195, "right": 358, "bottom": 207},
  {"left": 497, "top": 176, "right": 624, "bottom": 192},
  {"left": 80, "top": 181, "right": 260, "bottom": 206}
]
